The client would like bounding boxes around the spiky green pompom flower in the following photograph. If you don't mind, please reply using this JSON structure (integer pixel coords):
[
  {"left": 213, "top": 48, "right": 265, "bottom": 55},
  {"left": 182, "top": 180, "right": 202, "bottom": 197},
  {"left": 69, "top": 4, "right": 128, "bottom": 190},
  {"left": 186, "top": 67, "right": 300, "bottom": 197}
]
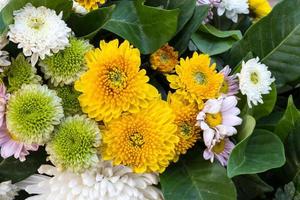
[
  {"left": 40, "top": 37, "right": 92, "bottom": 86},
  {"left": 46, "top": 115, "right": 101, "bottom": 172},
  {"left": 8, "top": 54, "right": 41, "bottom": 92},
  {"left": 6, "top": 84, "right": 64, "bottom": 144},
  {"left": 53, "top": 85, "right": 82, "bottom": 116}
]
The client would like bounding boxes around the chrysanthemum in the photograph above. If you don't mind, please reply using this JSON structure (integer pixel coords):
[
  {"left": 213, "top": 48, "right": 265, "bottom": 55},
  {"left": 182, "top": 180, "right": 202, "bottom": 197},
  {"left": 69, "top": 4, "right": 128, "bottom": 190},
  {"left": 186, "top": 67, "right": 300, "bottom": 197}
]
[
  {"left": 40, "top": 38, "right": 92, "bottom": 86},
  {"left": 197, "top": 0, "right": 221, "bottom": 23},
  {"left": 150, "top": 44, "right": 178, "bottom": 73},
  {"left": 219, "top": 66, "right": 239, "bottom": 96},
  {"left": 53, "top": 85, "right": 82, "bottom": 116},
  {"left": 75, "top": 0, "right": 106, "bottom": 11},
  {"left": 217, "top": 0, "right": 249, "bottom": 23},
  {"left": 17, "top": 161, "right": 163, "bottom": 200},
  {"left": 6, "top": 84, "right": 64, "bottom": 144},
  {"left": 8, "top": 4, "right": 71, "bottom": 66},
  {"left": 196, "top": 96, "right": 242, "bottom": 147},
  {"left": 203, "top": 138, "right": 234, "bottom": 166},
  {"left": 0, "top": 82, "right": 9, "bottom": 127},
  {"left": 168, "top": 92, "right": 200, "bottom": 161},
  {"left": 102, "top": 100, "right": 178, "bottom": 173},
  {"left": 248, "top": 0, "right": 272, "bottom": 20},
  {"left": 0, "top": 120, "right": 39, "bottom": 162},
  {"left": 0, "top": 181, "right": 19, "bottom": 200},
  {"left": 72, "top": 0, "right": 88, "bottom": 15},
  {"left": 46, "top": 115, "right": 101, "bottom": 172},
  {"left": 7, "top": 54, "right": 41, "bottom": 92},
  {"left": 167, "top": 52, "right": 223, "bottom": 108},
  {"left": 75, "top": 39, "right": 159, "bottom": 122},
  {"left": 0, "top": 35, "right": 11, "bottom": 69},
  {"left": 237, "top": 57, "right": 275, "bottom": 108}
]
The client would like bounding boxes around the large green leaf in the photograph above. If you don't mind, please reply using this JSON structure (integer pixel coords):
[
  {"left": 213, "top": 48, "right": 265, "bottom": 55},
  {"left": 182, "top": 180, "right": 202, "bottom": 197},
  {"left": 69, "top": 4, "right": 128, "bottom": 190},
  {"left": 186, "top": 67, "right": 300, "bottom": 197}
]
[
  {"left": 161, "top": 150, "right": 236, "bottom": 200},
  {"left": 103, "top": 0, "right": 179, "bottom": 54},
  {"left": 227, "top": 129, "right": 285, "bottom": 178},
  {"left": 228, "top": 0, "right": 300, "bottom": 89},
  {"left": 191, "top": 24, "right": 242, "bottom": 56},
  {"left": 0, "top": 0, "right": 73, "bottom": 34},
  {"left": 237, "top": 115, "right": 256, "bottom": 142}
]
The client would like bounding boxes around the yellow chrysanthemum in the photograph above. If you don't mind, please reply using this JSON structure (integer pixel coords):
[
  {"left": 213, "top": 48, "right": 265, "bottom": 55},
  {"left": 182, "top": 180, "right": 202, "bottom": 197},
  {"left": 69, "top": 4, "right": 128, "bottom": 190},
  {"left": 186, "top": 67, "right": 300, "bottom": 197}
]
[
  {"left": 150, "top": 44, "right": 179, "bottom": 73},
  {"left": 75, "top": 0, "right": 106, "bottom": 10},
  {"left": 168, "top": 92, "right": 201, "bottom": 162},
  {"left": 248, "top": 0, "right": 272, "bottom": 20},
  {"left": 167, "top": 52, "right": 223, "bottom": 106},
  {"left": 101, "top": 100, "right": 179, "bottom": 173},
  {"left": 75, "top": 39, "right": 159, "bottom": 122}
]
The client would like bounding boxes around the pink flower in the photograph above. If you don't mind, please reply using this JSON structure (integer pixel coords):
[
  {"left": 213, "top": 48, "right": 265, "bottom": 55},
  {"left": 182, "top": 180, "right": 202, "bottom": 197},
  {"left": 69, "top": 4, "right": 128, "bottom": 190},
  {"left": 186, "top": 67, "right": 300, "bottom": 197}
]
[
  {"left": 203, "top": 138, "right": 234, "bottom": 166},
  {"left": 0, "top": 120, "right": 39, "bottom": 162},
  {"left": 220, "top": 66, "right": 239, "bottom": 97},
  {"left": 197, "top": 0, "right": 221, "bottom": 23},
  {"left": 0, "top": 82, "right": 9, "bottom": 127}
]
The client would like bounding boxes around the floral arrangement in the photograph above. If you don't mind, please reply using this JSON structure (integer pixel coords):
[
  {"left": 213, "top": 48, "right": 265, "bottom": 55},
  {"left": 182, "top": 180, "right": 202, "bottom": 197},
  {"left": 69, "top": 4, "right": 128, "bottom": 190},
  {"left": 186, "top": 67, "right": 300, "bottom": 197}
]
[{"left": 0, "top": 0, "right": 299, "bottom": 199}]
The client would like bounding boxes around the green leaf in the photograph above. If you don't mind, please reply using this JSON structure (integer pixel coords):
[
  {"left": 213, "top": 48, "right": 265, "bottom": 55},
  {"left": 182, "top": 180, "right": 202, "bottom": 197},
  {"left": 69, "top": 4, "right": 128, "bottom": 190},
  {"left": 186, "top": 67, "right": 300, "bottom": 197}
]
[
  {"left": 161, "top": 150, "right": 236, "bottom": 200},
  {"left": 227, "top": 129, "right": 285, "bottom": 178},
  {"left": 0, "top": 0, "right": 73, "bottom": 34},
  {"left": 191, "top": 24, "right": 242, "bottom": 55},
  {"left": 103, "top": 0, "right": 179, "bottom": 54},
  {"left": 0, "top": 148, "right": 47, "bottom": 183},
  {"left": 237, "top": 115, "right": 256, "bottom": 141},
  {"left": 228, "top": 0, "right": 300, "bottom": 89},
  {"left": 172, "top": 5, "right": 209, "bottom": 54}
]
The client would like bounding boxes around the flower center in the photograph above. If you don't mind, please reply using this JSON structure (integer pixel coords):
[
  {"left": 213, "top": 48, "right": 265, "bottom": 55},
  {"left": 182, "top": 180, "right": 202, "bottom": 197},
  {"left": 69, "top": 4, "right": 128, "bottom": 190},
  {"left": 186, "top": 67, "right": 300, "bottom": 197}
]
[
  {"left": 179, "top": 123, "right": 193, "bottom": 139},
  {"left": 160, "top": 53, "right": 170, "bottom": 63},
  {"left": 9, "top": 132, "right": 19, "bottom": 141},
  {"left": 129, "top": 132, "right": 145, "bottom": 148},
  {"left": 250, "top": 72, "right": 259, "bottom": 84},
  {"left": 220, "top": 80, "right": 229, "bottom": 94},
  {"left": 212, "top": 140, "right": 226, "bottom": 154},
  {"left": 108, "top": 69, "right": 127, "bottom": 88},
  {"left": 206, "top": 112, "right": 223, "bottom": 127},
  {"left": 28, "top": 17, "right": 45, "bottom": 30},
  {"left": 194, "top": 72, "right": 206, "bottom": 84}
]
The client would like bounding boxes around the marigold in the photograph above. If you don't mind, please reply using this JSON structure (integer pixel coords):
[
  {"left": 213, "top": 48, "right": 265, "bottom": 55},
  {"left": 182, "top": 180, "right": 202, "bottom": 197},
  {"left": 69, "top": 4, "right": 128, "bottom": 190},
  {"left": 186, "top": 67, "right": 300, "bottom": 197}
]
[
  {"left": 167, "top": 52, "right": 223, "bottom": 106},
  {"left": 75, "top": 39, "right": 159, "bottom": 122},
  {"left": 168, "top": 92, "right": 200, "bottom": 161},
  {"left": 150, "top": 44, "right": 178, "bottom": 73},
  {"left": 248, "top": 0, "right": 272, "bottom": 20},
  {"left": 75, "top": 0, "right": 106, "bottom": 10},
  {"left": 101, "top": 100, "right": 178, "bottom": 173}
]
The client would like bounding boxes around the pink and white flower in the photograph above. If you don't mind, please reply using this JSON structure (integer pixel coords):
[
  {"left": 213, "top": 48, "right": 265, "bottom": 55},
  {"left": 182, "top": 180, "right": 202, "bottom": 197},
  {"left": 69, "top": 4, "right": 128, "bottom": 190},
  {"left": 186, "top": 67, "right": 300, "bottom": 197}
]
[
  {"left": 219, "top": 66, "right": 239, "bottom": 96},
  {"left": 197, "top": 0, "right": 221, "bottom": 23},
  {"left": 0, "top": 82, "right": 9, "bottom": 127}
]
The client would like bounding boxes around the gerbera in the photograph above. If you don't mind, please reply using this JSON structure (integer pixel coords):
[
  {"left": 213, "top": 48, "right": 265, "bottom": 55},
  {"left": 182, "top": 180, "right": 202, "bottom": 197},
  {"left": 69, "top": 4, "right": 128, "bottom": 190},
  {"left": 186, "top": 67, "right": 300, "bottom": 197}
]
[
  {"left": 167, "top": 52, "right": 223, "bottom": 108},
  {"left": 0, "top": 81, "right": 9, "bottom": 127},
  {"left": 17, "top": 161, "right": 163, "bottom": 200},
  {"left": 6, "top": 84, "right": 64, "bottom": 144},
  {"left": 237, "top": 57, "right": 275, "bottom": 108},
  {"left": 168, "top": 92, "right": 200, "bottom": 161},
  {"left": 75, "top": 39, "right": 159, "bottom": 122},
  {"left": 196, "top": 96, "right": 242, "bottom": 147},
  {"left": 102, "top": 100, "right": 178, "bottom": 173},
  {"left": 203, "top": 138, "right": 235, "bottom": 166},
  {"left": 248, "top": 0, "right": 272, "bottom": 20},
  {"left": 8, "top": 4, "right": 71, "bottom": 66},
  {"left": 75, "top": 0, "right": 106, "bottom": 11},
  {"left": 219, "top": 66, "right": 239, "bottom": 96},
  {"left": 217, "top": 0, "right": 249, "bottom": 23},
  {"left": 196, "top": 0, "right": 221, "bottom": 23},
  {"left": 46, "top": 115, "right": 101, "bottom": 172},
  {"left": 150, "top": 44, "right": 178, "bottom": 73},
  {"left": 0, "top": 120, "right": 39, "bottom": 162},
  {"left": 40, "top": 37, "right": 92, "bottom": 86},
  {"left": 0, "top": 181, "right": 19, "bottom": 200}
]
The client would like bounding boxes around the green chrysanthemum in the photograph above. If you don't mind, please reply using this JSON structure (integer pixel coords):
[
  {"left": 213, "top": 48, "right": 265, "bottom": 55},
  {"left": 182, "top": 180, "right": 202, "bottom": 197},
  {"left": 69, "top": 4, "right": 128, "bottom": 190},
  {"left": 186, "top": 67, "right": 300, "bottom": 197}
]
[
  {"left": 40, "top": 38, "right": 92, "bottom": 86},
  {"left": 8, "top": 54, "right": 41, "bottom": 92},
  {"left": 46, "top": 115, "right": 101, "bottom": 172},
  {"left": 6, "top": 84, "right": 64, "bottom": 144},
  {"left": 53, "top": 85, "right": 82, "bottom": 116}
]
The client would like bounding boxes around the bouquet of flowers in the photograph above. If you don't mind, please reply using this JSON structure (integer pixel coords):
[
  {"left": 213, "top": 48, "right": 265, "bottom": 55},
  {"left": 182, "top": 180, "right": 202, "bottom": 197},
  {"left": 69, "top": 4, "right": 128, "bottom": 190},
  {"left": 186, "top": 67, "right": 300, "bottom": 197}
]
[{"left": 0, "top": 0, "right": 299, "bottom": 199}]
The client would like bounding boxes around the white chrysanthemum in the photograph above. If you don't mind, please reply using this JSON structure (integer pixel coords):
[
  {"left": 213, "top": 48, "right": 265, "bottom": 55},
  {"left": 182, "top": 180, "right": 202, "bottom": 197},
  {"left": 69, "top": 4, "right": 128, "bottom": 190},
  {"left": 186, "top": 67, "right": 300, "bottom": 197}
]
[
  {"left": 0, "top": 181, "right": 19, "bottom": 200},
  {"left": 0, "top": 35, "right": 10, "bottom": 69},
  {"left": 72, "top": 0, "right": 88, "bottom": 15},
  {"left": 0, "top": 0, "right": 10, "bottom": 11},
  {"left": 17, "top": 161, "right": 164, "bottom": 200},
  {"left": 217, "top": 0, "right": 249, "bottom": 22},
  {"left": 237, "top": 57, "right": 275, "bottom": 108},
  {"left": 8, "top": 3, "right": 71, "bottom": 66}
]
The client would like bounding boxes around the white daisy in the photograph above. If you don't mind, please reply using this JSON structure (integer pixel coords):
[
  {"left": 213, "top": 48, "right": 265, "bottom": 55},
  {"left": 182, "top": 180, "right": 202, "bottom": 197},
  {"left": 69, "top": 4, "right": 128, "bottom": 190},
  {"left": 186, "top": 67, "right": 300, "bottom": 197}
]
[
  {"left": 17, "top": 161, "right": 164, "bottom": 200},
  {"left": 8, "top": 3, "right": 71, "bottom": 66},
  {"left": 72, "top": 0, "right": 88, "bottom": 15},
  {"left": 217, "top": 0, "right": 249, "bottom": 23},
  {"left": 0, "top": 181, "right": 19, "bottom": 200},
  {"left": 237, "top": 57, "right": 275, "bottom": 108}
]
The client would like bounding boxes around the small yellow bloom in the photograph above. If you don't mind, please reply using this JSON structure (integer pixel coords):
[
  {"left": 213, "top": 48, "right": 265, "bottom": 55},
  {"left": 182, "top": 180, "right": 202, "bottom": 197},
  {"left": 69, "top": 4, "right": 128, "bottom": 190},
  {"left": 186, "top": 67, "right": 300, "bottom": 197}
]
[
  {"left": 75, "top": 0, "right": 106, "bottom": 10},
  {"left": 150, "top": 44, "right": 179, "bottom": 73},
  {"left": 248, "top": 0, "right": 272, "bottom": 20},
  {"left": 101, "top": 100, "right": 179, "bottom": 173},
  {"left": 167, "top": 52, "right": 223, "bottom": 107},
  {"left": 75, "top": 39, "right": 159, "bottom": 122}
]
